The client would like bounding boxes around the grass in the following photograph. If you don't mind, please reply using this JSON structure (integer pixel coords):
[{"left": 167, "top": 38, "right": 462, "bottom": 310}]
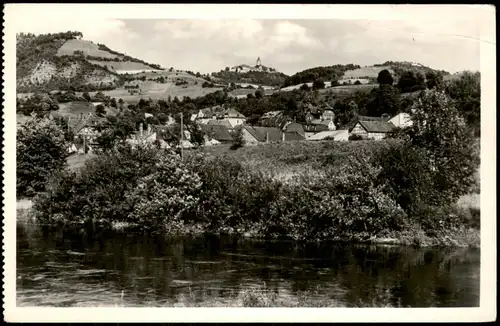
[{"left": 343, "top": 65, "right": 394, "bottom": 78}]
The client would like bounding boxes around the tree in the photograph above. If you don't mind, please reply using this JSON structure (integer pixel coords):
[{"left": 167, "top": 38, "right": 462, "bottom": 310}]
[
  {"left": 444, "top": 71, "right": 480, "bottom": 133},
  {"left": 255, "top": 88, "right": 264, "bottom": 99},
  {"left": 225, "top": 67, "right": 230, "bottom": 71},
  {"left": 425, "top": 71, "right": 444, "bottom": 90},
  {"left": 312, "top": 79, "right": 325, "bottom": 90},
  {"left": 300, "top": 83, "right": 310, "bottom": 91},
  {"left": 230, "top": 127, "right": 245, "bottom": 150},
  {"left": 17, "top": 117, "right": 69, "bottom": 197},
  {"left": 397, "top": 71, "right": 426, "bottom": 93},
  {"left": 95, "top": 104, "right": 106, "bottom": 117},
  {"left": 366, "top": 84, "right": 401, "bottom": 117},
  {"left": 82, "top": 92, "right": 91, "bottom": 101},
  {"left": 157, "top": 113, "right": 168, "bottom": 125},
  {"left": 354, "top": 80, "right": 362, "bottom": 85},
  {"left": 402, "top": 89, "right": 479, "bottom": 206},
  {"left": 377, "top": 69, "right": 394, "bottom": 85}
]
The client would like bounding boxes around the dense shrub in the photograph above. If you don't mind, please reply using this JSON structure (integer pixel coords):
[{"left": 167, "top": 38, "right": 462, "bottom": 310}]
[
  {"left": 32, "top": 144, "right": 165, "bottom": 226},
  {"left": 124, "top": 155, "right": 202, "bottom": 231},
  {"left": 17, "top": 117, "right": 68, "bottom": 197}
]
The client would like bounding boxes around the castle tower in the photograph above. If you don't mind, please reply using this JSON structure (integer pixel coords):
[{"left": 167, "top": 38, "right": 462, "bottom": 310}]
[{"left": 256, "top": 57, "right": 261, "bottom": 67}]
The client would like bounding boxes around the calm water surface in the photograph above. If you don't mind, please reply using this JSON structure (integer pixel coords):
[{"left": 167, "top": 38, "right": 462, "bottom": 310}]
[{"left": 17, "top": 222, "right": 480, "bottom": 307}]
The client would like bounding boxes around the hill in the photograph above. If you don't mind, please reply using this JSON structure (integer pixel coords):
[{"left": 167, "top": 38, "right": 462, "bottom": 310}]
[
  {"left": 16, "top": 31, "right": 164, "bottom": 93},
  {"left": 211, "top": 61, "right": 288, "bottom": 87},
  {"left": 282, "top": 64, "right": 361, "bottom": 87}
]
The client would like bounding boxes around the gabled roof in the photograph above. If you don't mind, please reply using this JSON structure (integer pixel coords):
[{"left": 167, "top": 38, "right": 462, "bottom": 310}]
[
  {"left": 356, "top": 120, "right": 396, "bottom": 133},
  {"left": 200, "top": 124, "right": 233, "bottom": 142},
  {"left": 284, "top": 131, "right": 305, "bottom": 141},
  {"left": 207, "top": 119, "right": 233, "bottom": 129},
  {"left": 242, "top": 126, "right": 283, "bottom": 142},
  {"left": 73, "top": 115, "right": 101, "bottom": 134},
  {"left": 284, "top": 122, "right": 305, "bottom": 135}
]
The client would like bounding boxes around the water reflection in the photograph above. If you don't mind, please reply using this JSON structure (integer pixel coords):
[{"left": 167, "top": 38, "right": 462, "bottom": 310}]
[{"left": 17, "top": 222, "right": 480, "bottom": 307}]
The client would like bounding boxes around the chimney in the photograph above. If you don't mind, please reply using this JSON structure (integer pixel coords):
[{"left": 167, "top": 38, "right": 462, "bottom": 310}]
[
  {"left": 282, "top": 132, "right": 285, "bottom": 142},
  {"left": 147, "top": 123, "right": 151, "bottom": 135},
  {"left": 140, "top": 123, "right": 143, "bottom": 138},
  {"left": 266, "top": 132, "right": 269, "bottom": 143}
]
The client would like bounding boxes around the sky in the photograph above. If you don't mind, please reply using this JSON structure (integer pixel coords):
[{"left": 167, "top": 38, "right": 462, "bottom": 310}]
[{"left": 9, "top": 4, "right": 493, "bottom": 76}]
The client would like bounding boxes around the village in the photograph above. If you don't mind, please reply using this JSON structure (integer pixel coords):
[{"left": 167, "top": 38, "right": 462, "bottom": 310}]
[{"left": 64, "top": 100, "right": 412, "bottom": 155}]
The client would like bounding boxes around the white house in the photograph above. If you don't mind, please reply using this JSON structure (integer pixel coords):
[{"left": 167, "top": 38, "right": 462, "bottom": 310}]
[{"left": 350, "top": 121, "right": 396, "bottom": 140}]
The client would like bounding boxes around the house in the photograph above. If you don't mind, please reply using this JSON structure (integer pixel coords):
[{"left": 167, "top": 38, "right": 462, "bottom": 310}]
[
  {"left": 194, "top": 105, "right": 246, "bottom": 127},
  {"left": 307, "top": 130, "right": 349, "bottom": 141},
  {"left": 389, "top": 112, "right": 413, "bottom": 128},
  {"left": 350, "top": 120, "right": 396, "bottom": 140},
  {"left": 207, "top": 119, "right": 233, "bottom": 130},
  {"left": 283, "top": 122, "right": 306, "bottom": 138},
  {"left": 199, "top": 124, "right": 233, "bottom": 143},
  {"left": 238, "top": 126, "right": 283, "bottom": 145},
  {"left": 311, "top": 119, "right": 336, "bottom": 131},
  {"left": 302, "top": 123, "right": 329, "bottom": 138},
  {"left": 321, "top": 109, "right": 335, "bottom": 121},
  {"left": 339, "top": 114, "right": 391, "bottom": 131},
  {"left": 126, "top": 123, "right": 157, "bottom": 148}
]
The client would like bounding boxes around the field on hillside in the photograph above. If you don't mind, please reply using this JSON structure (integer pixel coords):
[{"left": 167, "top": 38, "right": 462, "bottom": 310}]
[
  {"left": 90, "top": 85, "right": 224, "bottom": 104},
  {"left": 57, "top": 39, "right": 119, "bottom": 59},
  {"left": 319, "top": 84, "right": 378, "bottom": 97},
  {"left": 57, "top": 101, "right": 118, "bottom": 117},
  {"left": 343, "top": 66, "right": 394, "bottom": 78}
]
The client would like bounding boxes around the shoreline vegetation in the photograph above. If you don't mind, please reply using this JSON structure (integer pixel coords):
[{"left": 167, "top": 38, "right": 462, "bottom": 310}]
[{"left": 17, "top": 90, "right": 480, "bottom": 249}]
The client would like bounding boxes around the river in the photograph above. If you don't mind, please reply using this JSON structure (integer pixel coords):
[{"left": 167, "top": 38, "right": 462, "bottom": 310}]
[{"left": 16, "top": 222, "right": 480, "bottom": 307}]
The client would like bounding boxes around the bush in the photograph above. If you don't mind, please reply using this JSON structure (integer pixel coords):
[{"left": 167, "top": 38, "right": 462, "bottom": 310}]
[
  {"left": 124, "top": 154, "right": 202, "bottom": 231},
  {"left": 17, "top": 117, "right": 68, "bottom": 197},
  {"left": 348, "top": 134, "right": 363, "bottom": 141},
  {"left": 32, "top": 144, "right": 166, "bottom": 226}
]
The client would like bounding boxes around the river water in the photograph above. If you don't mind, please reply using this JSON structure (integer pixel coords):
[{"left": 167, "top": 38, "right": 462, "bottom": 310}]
[{"left": 16, "top": 222, "right": 480, "bottom": 307}]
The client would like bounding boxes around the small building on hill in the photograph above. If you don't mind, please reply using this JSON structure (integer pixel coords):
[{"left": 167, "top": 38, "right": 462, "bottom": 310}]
[{"left": 350, "top": 120, "right": 396, "bottom": 140}]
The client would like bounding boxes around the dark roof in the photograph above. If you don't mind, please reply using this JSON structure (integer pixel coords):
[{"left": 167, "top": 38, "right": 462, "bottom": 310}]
[
  {"left": 284, "top": 122, "right": 305, "bottom": 135},
  {"left": 200, "top": 124, "right": 233, "bottom": 142},
  {"left": 357, "top": 120, "right": 396, "bottom": 133},
  {"left": 341, "top": 115, "right": 391, "bottom": 131},
  {"left": 284, "top": 132, "right": 305, "bottom": 141},
  {"left": 243, "top": 126, "right": 283, "bottom": 142},
  {"left": 207, "top": 119, "right": 233, "bottom": 129},
  {"left": 303, "top": 124, "right": 329, "bottom": 132},
  {"left": 73, "top": 115, "right": 101, "bottom": 134}
]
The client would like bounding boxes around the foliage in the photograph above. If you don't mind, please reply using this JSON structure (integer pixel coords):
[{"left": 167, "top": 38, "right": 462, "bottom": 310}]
[
  {"left": 124, "top": 155, "right": 202, "bottom": 231},
  {"left": 283, "top": 64, "right": 360, "bottom": 87},
  {"left": 17, "top": 93, "right": 59, "bottom": 116},
  {"left": 230, "top": 127, "right": 245, "bottom": 150},
  {"left": 95, "top": 104, "right": 106, "bottom": 117},
  {"left": 366, "top": 85, "right": 401, "bottom": 117},
  {"left": 32, "top": 144, "right": 166, "bottom": 226},
  {"left": 444, "top": 71, "right": 480, "bottom": 134},
  {"left": 348, "top": 134, "right": 364, "bottom": 141},
  {"left": 377, "top": 69, "right": 394, "bottom": 85},
  {"left": 397, "top": 71, "right": 426, "bottom": 93},
  {"left": 17, "top": 116, "right": 69, "bottom": 197},
  {"left": 212, "top": 69, "right": 287, "bottom": 86},
  {"left": 312, "top": 79, "right": 325, "bottom": 90}
]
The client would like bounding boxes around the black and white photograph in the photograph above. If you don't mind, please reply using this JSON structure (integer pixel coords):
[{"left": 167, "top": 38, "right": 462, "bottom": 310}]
[{"left": 3, "top": 3, "right": 496, "bottom": 323}]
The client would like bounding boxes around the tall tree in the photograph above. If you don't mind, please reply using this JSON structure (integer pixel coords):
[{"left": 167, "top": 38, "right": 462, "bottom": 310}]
[{"left": 377, "top": 69, "right": 394, "bottom": 85}]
